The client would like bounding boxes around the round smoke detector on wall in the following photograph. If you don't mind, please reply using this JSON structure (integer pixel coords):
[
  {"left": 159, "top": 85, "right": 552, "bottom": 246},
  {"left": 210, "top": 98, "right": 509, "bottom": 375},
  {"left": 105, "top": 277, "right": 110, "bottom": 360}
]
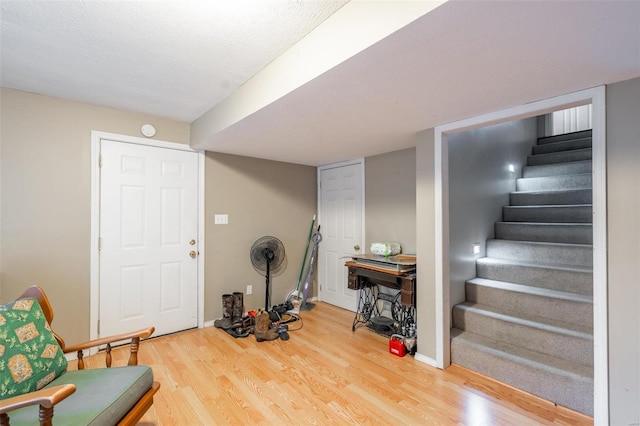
[{"left": 141, "top": 124, "right": 156, "bottom": 138}]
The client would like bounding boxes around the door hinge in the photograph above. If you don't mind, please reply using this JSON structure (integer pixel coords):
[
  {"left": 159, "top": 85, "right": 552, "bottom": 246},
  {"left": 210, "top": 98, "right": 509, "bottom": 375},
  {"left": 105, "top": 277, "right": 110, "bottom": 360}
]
[
  {"left": 98, "top": 237, "right": 102, "bottom": 251},
  {"left": 97, "top": 319, "right": 100, "bottom": 335},
  {"left": 98, "top": 154, "right": 102, "bottom": 168}
]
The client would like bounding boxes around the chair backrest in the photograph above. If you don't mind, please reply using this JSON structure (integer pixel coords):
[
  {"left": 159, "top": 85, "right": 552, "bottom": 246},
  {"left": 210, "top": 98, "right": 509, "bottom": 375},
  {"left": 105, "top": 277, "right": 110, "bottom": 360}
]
[{"left": 18, "top": 285, "right": 66, "bottom": 349}]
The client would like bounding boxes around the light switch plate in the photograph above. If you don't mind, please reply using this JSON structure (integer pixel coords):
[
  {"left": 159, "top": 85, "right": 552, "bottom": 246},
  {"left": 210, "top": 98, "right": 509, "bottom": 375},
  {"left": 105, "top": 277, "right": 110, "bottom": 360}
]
[{"left": 214, "top": 214, "right": 228, "bottom": 225}]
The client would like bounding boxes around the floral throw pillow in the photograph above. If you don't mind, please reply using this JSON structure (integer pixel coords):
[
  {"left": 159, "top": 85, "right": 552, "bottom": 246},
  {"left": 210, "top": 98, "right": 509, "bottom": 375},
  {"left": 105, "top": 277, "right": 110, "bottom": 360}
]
[{"left": 0, "top": 298, "right": 68, "bottom": 399}]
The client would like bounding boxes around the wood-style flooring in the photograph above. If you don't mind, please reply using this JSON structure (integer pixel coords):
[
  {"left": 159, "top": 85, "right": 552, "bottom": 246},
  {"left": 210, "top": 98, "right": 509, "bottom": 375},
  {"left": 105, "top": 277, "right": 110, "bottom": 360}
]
[{"left": 74, "top": 302, "right": 593, "bottom": 425}]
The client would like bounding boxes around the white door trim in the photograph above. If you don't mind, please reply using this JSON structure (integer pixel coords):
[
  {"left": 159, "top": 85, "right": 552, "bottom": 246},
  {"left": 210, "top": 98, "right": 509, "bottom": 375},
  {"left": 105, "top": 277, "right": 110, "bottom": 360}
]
[
  {"left": 317, "top": 158, "right": 365, "bottom": 302},
  {"left": 433, "top": 86, "right": 607, "bottom": 424},
  {"left": 90, "top": 131, "right": 205, "bottom": 346}
]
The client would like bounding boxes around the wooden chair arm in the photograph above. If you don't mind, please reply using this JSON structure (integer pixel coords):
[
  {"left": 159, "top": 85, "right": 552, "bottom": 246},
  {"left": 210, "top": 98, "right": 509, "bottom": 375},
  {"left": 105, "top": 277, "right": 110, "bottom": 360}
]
[
  {"left": 63, "top": 327, "right": 154, "bottom": 353},
  {"left": 0, "top": 384, "right": 76, "bottom": 413},
  {"left": 63, "top": 327, "right": 155, "bottom": 370}
]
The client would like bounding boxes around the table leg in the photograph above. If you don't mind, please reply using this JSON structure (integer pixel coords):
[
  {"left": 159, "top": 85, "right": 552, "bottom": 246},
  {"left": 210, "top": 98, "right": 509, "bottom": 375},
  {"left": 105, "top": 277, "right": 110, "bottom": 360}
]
[{"left": 352, "top": 283, "right": 378, "bottom": 331}]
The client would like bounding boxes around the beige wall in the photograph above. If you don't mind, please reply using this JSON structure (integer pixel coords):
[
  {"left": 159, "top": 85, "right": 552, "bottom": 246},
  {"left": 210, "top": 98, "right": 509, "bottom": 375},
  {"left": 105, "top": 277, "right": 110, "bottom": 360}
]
[
  {"left": 0, "top": 88, "right": 190, "bottom": 345},
  {"left": 606, "top": 77, "right": 640, "bottom": 425},
  {"left": 0, "top": 89, "right": 318, "bottom": 345},
  {"left": 365, "top": 147, "right": 416, "bottom": 254},
  {"left": 416, "top": 129, "right": 437, "bottom": 360},
  {"left": 204, "top": 152, "right": 316, "bottom": 319}
]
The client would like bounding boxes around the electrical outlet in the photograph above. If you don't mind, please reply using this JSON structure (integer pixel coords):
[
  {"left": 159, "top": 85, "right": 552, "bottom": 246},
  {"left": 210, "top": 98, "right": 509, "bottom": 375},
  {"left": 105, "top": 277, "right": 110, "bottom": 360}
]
[{"left": 246, "top": 285, "right": 252, "bottom": 295}]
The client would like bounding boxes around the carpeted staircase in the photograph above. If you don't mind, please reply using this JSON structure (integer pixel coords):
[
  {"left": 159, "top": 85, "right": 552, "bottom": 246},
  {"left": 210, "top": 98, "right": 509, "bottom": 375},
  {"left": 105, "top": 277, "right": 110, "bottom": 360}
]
[{"left": 450, "top": 129, "right": 594, "bottom": 415}]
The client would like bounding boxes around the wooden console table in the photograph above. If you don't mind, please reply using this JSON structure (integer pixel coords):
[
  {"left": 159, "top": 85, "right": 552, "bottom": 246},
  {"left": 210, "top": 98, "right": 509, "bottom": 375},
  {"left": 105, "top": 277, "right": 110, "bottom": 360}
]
[{"left": 345, "top": 255, "right": 416, "bottom": 336}]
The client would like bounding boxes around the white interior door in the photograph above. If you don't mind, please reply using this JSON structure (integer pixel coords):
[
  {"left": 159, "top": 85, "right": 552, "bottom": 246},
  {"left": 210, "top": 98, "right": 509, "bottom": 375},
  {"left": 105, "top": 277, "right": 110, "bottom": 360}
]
[
  {"left": 99, "top": 140, "right": 199, "bottom": 338},
  {"left": 319, "top": 162, "right": 364, "bottom": 311}
]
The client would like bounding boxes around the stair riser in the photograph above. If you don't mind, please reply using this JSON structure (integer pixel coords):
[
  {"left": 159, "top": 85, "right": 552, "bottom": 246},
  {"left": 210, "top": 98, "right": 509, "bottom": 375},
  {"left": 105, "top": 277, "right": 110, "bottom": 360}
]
[
  {"left": 510, "top": 189, "right": 592, "bottom": 206},
  {"left": 522, "top": 160, "right": 592, "bottom": 178},
  {"left": 486, "top": 240, "right": 593, "bottom": 268},
  {"left": 532, "top": 138, "right": 592, "bottom": 155},
  {"left": 465, "top": 282, "right": 593, "bottom": 327},
  {"left": 537, "top": 129, "right": 592, "bottom": 145},
  {"left": 528, "top": 149, "right": 592, "bottom": 166},
  {"left": 450, "top": 335, "right": 593, "bottom": 415},
  {"left": 452, "top": 306, "right": 593, "bottom": 366},
  {"left": 503, "top": 205, "right": 592, "bottom": 223},
  {"left": 495, "top": 223, "right": 593, "bottom": 244},
  {"left": 476, "top": 260, "right": 592, "bottom": 295},
  {"left": 516, "top": 174, "right": 592, "bottom": 192}
]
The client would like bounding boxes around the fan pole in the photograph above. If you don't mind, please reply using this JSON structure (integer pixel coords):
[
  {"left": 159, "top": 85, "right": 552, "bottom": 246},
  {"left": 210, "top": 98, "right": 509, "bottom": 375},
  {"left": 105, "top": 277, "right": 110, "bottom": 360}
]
[{"left": 265, "top": 258, "right": 271, "bottom": 310}]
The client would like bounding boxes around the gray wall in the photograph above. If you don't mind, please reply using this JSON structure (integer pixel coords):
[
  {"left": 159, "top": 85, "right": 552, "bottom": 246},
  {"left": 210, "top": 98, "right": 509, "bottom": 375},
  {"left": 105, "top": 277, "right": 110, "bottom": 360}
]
[
  {"left": 365, "top": 147, "right": 417, "bottom": 254},
  {"left": 448, "top": 119, "right": 537, "bottom": 307},
  {"left": 606, "top": 77, "right": 640, "bottom": 425}
]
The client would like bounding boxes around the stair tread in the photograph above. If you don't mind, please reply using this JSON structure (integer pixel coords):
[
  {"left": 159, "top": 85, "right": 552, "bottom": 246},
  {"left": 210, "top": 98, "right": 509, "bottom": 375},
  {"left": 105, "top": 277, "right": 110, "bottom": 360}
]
[
  {"left": 495, "top": 222, "right": 592, "bottom": 244},
  {"left": 538, "top": 137, "right": 592, "bottom": 146},
  {"left": 516, "top": 173, "right": 592, "bottom": 192},
  {"left": 451, "top": 328, "right": 593, "bottom": 378},
  {"left": 509, "top": 188, "right": 592, "bottom": 207},
  {"left": 504, "top": 204, "right": 592, "bottom": 209},
  {"left": 537, "top": 129, "right": 592, "bottom": 145},
  {"left": 527, "top": 149, "right": 592, "bottom": 167},
  {"left": 488, "top": 238, "right": 592, "bottom": 250},
  {"left": 523, "top": 160, "right": 592, "bottom": 178},
  {"left": 518, "top": 172, "right": 592, "bottom": 181},
  {"left": 529, "top": 147, "right": 592, "bottom": 158},
  {"left": 532, "top": 138, "right": 592, "bottom": 155},
  {"left": 467, "top": 277, "right": 592, "bottom": 303},
  {"left": 455, "top": 301, "right": 593, "bottom": 337},
  {"left": 488, "top": 238, "right": 592, "bottom": 248},
  {"left": 478, "top": 254, "right": 593, "bottom": 272},
  {"left": 496, "top": 221, "right": 592, "bottom": 226},
  {"left": 511, "top": 188, "right": 591, "bottom": 195}
]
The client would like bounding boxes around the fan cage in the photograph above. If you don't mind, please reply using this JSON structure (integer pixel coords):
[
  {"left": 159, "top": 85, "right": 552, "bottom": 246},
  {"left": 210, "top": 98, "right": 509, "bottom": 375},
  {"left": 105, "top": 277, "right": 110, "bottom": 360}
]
[{"left": 250, "top": 236, "right": 285, "bottom": 274}]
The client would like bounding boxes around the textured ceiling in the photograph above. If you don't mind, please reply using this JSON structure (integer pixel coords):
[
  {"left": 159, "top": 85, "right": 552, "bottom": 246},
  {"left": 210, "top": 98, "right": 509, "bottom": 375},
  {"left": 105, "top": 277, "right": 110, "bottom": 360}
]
[
  {"left": 2, "top": 1, "right": 639, "bottom": 167},
  {"left": 0, "top": 0, "right": 348, "bottom": 122}
]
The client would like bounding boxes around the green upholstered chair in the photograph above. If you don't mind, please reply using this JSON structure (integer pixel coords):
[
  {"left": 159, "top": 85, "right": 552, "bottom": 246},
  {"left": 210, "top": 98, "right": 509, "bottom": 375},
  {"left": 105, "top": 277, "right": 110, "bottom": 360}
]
[{"left": 0, "top": 286, "right": 160, "bottom": 426}]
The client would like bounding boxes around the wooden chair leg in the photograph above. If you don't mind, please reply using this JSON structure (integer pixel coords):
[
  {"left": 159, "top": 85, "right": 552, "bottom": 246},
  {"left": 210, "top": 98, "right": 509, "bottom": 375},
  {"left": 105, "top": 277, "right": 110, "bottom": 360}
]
[{"left": 39, "top": 405, "right": 53, "bottom": 426}]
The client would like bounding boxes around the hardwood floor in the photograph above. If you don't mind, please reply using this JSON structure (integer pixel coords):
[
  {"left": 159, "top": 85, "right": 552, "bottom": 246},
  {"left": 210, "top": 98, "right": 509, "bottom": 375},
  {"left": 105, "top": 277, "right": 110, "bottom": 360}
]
[{"left": 76, "top": 302, "right": 593, "bottom": 425}]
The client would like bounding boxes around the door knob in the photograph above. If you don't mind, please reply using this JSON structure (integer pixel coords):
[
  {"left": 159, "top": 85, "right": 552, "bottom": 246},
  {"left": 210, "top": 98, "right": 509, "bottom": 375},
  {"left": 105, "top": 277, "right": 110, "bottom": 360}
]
[
  {"left": 189, "top": 251, "right": 198, "bottom": 259},
  {"left": 354, "top": 245, "right": 360, "bottom": 251}
]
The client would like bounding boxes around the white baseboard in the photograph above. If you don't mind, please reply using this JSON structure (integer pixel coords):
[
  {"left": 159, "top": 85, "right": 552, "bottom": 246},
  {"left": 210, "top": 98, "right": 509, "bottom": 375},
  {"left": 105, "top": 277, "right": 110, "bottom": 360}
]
[
  {"left": 203, "top": 320, "right": 216, "bottom": 328},
  {"left": 415, "top": 352, "right": 438, "bottom": 368}
]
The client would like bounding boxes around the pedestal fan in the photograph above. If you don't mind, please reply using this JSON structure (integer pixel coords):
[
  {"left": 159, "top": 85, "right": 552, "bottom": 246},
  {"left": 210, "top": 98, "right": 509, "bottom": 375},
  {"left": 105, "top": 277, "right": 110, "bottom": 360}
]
[{"left": 250, "top": 236, "right": 286, "bottom": 309}]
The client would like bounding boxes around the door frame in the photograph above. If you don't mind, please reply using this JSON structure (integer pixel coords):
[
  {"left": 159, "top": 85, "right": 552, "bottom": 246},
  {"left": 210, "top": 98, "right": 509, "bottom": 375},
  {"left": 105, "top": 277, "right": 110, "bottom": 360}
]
[
  {"left": 317, "top": 158, "right": 365, "bottom": 305},
  {"left": 433, "top": 86, "right": 607, "bottom": 423},
  {"left": 90, "top": 131, "right": 206, "bottom": 345}
]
